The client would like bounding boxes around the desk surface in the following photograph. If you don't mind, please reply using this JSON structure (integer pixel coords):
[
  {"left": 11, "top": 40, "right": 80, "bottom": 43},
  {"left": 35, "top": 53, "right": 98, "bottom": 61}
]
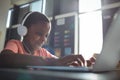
[{"left": 0, "top": 68, "right": 120, "bottom": 80}]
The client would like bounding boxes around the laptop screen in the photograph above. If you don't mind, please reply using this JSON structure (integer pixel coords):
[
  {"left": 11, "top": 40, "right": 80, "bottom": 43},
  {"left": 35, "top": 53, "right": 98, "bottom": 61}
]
[{"left": 93, "top": 8, "right": 120, "bottom": 72}]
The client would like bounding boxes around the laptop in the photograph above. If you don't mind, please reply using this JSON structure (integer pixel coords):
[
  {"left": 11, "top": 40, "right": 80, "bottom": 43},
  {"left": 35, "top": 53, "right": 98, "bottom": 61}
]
[
  {"left": 92, "top": 8, "right": 120, "bottom": 72},
  {"left": 27, "top": 9, "right": 120, "bottom": 72}
]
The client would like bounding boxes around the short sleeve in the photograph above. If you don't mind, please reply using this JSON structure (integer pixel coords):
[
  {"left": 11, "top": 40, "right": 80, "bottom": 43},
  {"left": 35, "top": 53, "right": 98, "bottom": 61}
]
[{"left": 4, "top": 40, "right": 19, "bottom": 53}]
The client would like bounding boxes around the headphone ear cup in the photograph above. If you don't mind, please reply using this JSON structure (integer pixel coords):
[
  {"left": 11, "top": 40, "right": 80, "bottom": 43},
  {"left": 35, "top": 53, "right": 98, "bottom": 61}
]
[{"left": 17, "top": 25, "right": 28, "bottom": 36}]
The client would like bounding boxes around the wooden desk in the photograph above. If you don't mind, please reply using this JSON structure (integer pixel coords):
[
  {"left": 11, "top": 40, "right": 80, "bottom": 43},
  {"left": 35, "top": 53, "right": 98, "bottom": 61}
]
[{"left": 0, "top": 68, "right": 120, "bottom": 80}]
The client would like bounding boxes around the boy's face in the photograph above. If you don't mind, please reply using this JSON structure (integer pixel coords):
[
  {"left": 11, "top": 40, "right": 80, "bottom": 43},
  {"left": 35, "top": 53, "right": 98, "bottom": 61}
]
[{"left": 25, "top": 22, "right": 51, "bottom": 50}]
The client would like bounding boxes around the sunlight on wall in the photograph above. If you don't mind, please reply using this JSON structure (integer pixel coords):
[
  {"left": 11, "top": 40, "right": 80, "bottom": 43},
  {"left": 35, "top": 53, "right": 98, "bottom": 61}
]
[
  {"left": 6, "top": 9, "right": 13, "bottom": 28},
  {"left": 79, "top": 0, "right": 103, "bottom": 60}
]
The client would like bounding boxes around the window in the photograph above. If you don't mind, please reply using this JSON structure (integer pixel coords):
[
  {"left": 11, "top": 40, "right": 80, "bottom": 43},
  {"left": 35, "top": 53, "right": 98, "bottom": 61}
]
[
  {"left": 30, "top": 0, "right": 46, "bottom": 13},
  {"left": 6, "top": 0, "right": 46, "bottom": 27},
  {"left": 18, "top": 0, "right": 45, "bottom": 23},
  {"left": 79, "top": 0, "right": 103, "bottom": 60}
]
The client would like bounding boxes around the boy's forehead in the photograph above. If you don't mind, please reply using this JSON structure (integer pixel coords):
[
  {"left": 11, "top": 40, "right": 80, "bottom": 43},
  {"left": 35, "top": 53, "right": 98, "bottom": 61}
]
[
  {"left": 30, "top": 23, "right": 51, "bottom": 31},
  {"left": 32, "top": 22, "right": 50, "bottom": 27}
]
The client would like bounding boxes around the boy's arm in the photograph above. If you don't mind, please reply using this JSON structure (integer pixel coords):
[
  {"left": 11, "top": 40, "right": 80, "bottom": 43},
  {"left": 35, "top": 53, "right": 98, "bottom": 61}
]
[{"left": 0, "top": 50, "right": 49, "bottom": 68}]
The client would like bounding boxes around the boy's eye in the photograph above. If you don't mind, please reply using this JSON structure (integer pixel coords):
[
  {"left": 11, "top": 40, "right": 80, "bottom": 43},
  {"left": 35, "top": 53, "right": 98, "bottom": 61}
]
[
  {"left": 36, "top": 32, "right": 48, "bottom": 38},
  {"left": 46, "top": 34, "right": 48, "bottom": 38},
  {"left": 36, "top": 32, "right": 42, "bottom": 36}
]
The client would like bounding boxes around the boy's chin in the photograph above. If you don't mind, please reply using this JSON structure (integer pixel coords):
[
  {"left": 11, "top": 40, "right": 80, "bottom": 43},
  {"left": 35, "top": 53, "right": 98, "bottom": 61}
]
[
  {"left": 36, "top": 45, "right": 42, "bottom": 49},
  {"left": 35, "top": 43, "right": 44, "bottom": 49}
]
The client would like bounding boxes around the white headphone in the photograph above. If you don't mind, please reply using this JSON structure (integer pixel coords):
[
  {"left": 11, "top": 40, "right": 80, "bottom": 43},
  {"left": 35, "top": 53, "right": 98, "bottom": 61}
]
[{"left": 17, "top": 12, "right": 33, "bottom": 37}]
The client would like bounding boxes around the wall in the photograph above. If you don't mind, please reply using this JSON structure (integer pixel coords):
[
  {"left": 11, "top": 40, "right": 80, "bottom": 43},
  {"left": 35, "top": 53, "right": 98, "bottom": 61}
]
[
  {"left": 45, "top": 0, "right": 78, "bottom": 17},
  {"left": 0, "top": 0, "right": 11, "bottom": 51},
  {"left": 60, "top": 0, "right": 78, "bottom": 14}
]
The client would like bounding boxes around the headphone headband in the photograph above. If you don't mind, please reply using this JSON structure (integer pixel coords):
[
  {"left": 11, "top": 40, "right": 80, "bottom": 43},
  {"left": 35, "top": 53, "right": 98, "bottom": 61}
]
[{"left": 21, "top": 12, "right": 33, "bottom": 26}]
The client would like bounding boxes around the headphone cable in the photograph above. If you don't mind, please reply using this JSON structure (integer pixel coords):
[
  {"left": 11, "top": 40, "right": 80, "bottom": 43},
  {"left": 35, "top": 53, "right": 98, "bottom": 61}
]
[{"left": 22, "top": 41, "right": 33, "bottom": 55}]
